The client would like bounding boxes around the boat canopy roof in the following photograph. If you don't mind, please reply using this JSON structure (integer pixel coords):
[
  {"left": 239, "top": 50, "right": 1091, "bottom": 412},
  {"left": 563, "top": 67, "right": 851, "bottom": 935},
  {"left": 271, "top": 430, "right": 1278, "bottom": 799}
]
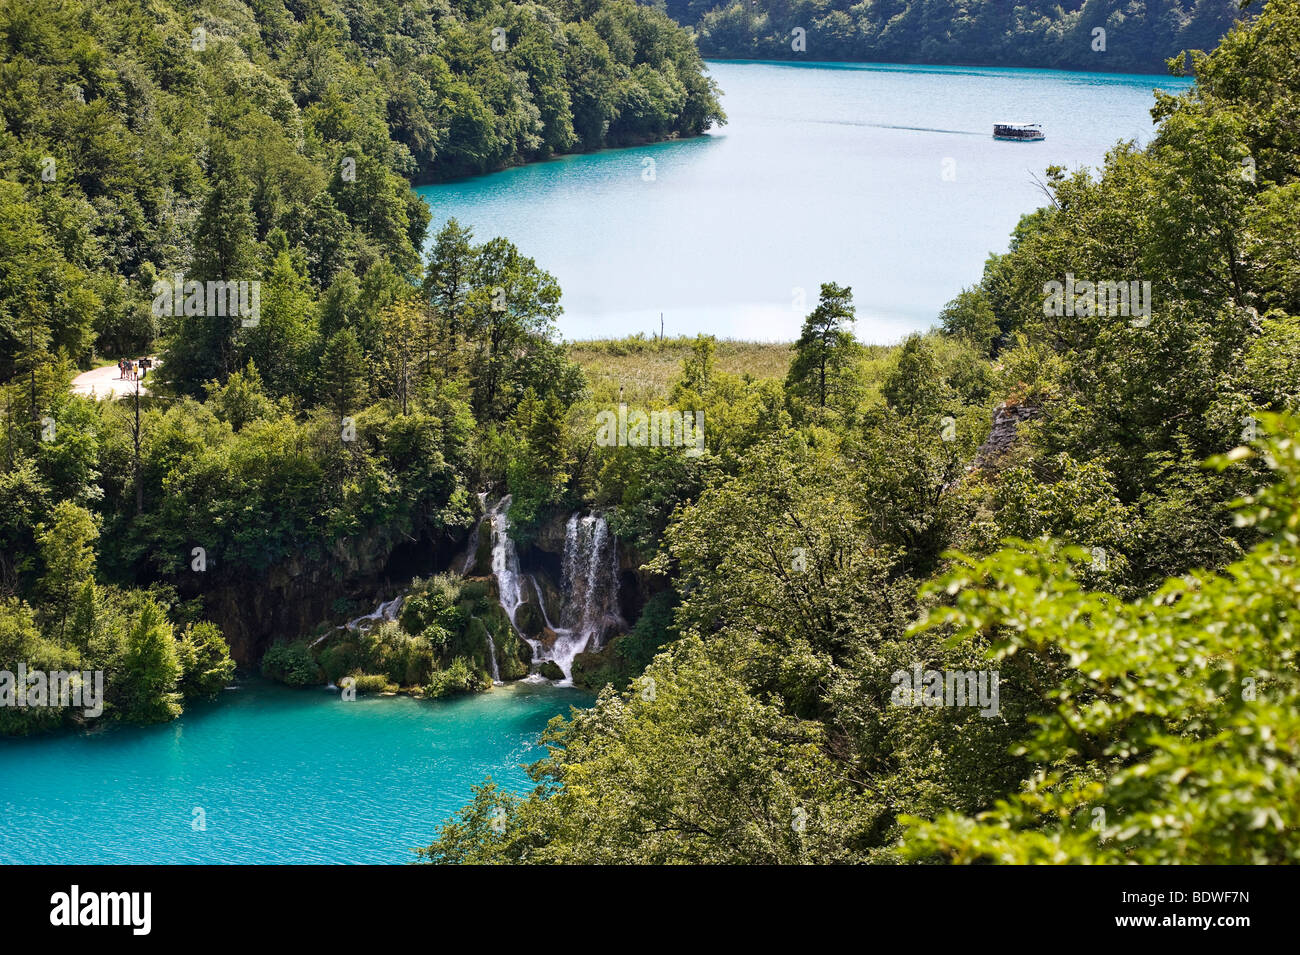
[{"left": 995, "top": 122, "right": 1041, "bottom": 128}]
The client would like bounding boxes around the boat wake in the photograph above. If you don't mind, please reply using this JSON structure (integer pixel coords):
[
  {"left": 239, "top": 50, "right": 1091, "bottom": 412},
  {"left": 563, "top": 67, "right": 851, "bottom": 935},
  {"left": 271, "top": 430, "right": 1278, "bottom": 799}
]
[{"left": 814, "top": 119, "right": 983, "bottom": 136}]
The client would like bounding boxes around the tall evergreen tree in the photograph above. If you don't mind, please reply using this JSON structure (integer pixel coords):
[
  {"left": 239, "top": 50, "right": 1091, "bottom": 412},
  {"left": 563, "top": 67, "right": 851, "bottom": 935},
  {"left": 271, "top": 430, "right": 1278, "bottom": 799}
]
[
  {"left": 115, "top": 598, "right": 182, "bottom": 724},
  {"left": 181, "top": 137, "right": 261, "bottom": 389},
  {"left": 423, "top": 220, "right": 476, "bottom": 373},
  {"left": 35, "top": 500, "right": 97, "bottom": 645},
  {"left": 785, "top": 282, "right": 861, "bottom": 411},
  {"left": 317, "top": 327, "right": 368, "bottom": 422},
  {"left": 880, "top": 334, "right": 947, "bottom": 418}
]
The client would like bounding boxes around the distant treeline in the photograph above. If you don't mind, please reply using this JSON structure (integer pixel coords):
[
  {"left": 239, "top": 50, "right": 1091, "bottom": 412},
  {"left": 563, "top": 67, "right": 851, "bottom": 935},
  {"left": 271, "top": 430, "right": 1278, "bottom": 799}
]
[{"left": 656, "top": 0, "right": 1248, "bottom": 73}]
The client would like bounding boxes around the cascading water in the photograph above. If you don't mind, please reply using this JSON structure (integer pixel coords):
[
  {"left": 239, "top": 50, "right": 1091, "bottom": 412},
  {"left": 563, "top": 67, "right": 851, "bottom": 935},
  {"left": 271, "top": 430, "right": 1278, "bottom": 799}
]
[
  {"left": 487, "top": 495, "right": 525, "bottom": 626},
  {"left": 480, "top": 496, "right": 624, "bottom": 683},
  {"left": 349, "top": 595, "right": 404, "bottom": 632},
  {"left": 484, "top": 632, "right": 502, "bottom": 683},
  {"left": 311, "top": 594, "right": 404, "bottom": 648},
  {"left": 522, "top": 572, "right": 576, "bottom": 681},
  {"left": 559, "top": 514, "right": 623, "bottom": 656}
]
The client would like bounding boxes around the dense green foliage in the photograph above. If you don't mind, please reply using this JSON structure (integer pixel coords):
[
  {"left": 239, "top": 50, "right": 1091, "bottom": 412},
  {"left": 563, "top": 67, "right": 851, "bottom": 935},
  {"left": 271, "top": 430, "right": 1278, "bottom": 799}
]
[
  {"left": 0, "top": 0, "right": 723, "bottom": 371},
  {"left": 664, "top": 0, "right": 1245, "bottom": 74},
  {"left": 3, "top": 0, "right": 1297, "bottom": 869},
  {"left": 0, "top": 498, "right": 233, "bottom": 733},
  {"left": 0, "top": 0, "right": 720, "bottom": 732},
  {"left": 901, "top": 416, "right": 1300, "bottom": 863},
  {"left": 420, "top": 1, "right": 1300, "bottom": 863},
  {"left": 303, "top": 573, "right": 529, "bottom": 695}
]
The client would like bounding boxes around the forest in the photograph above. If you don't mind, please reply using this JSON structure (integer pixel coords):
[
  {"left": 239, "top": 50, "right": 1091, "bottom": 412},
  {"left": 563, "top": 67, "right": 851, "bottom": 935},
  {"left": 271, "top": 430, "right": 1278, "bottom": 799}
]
[
  {"left": 0, "top": 0, "right": 722, "bottom": 730},
  {"left": 422, "top": 0, "right": 1300, "bottom": 863},
  {"left": 650, "top": 0, "right": 1248, "bottom": 73},
  {"left": 1, "top": 0, "right": 1297, "bottom": 865},
  {"left": 665, "top": 0, "right": 1247, "bottom": 74}
]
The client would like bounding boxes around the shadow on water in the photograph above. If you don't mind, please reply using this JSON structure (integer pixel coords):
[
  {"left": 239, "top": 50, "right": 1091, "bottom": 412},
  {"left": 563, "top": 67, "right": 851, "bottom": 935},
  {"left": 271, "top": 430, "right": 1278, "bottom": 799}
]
[{"left": 423, "top": 130, "right": 722, "bottom": 189}]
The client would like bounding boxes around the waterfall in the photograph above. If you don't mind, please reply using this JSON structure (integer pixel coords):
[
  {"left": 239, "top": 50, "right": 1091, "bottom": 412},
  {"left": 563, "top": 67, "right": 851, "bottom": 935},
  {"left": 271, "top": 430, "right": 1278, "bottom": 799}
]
[
  {"left": 312, "top": 593, "right": 404, "bottom": 647},
  {"left": 345, "top": 595, "right": 404, "bottom": 634},
  {"left": 560, "top": 514, "right": 622, "bottom": 655},
  {"left": 482, "top": 497, "right": 624, "bottom": 684},
  {"left": 487, "top": 495, "right": 525, "bottom": 626},
  {"left": 528, "top": 576, "right": 553, "bottom": 627},
  {"left": 484, "top": 632, "right": 501, "bottom": 683},
  {"left": 478, "top": 492, "right": 507, "bottom": 686},
  {"left": 314, "top": 498, "right": 624, "bottom": 686}
]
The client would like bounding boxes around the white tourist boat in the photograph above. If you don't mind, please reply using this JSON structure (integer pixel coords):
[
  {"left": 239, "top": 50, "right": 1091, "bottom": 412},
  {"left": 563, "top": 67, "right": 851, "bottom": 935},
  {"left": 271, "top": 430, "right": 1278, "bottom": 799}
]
[{"left": 993, "top": 122, "right": 1045, "bottom": 141}]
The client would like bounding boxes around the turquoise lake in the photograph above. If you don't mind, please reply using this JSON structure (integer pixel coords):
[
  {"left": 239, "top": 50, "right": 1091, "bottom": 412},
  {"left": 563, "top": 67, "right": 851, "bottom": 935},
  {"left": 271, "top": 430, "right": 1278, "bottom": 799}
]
[
  {"left": 0, "top": 679, "right": 589, "bottom": 864},
  {"left": 1, "top": 60, "right": 1195, "bottom": 865},
  {"left": 417, "top": 59, "right": 1193, "bottom": 342}
]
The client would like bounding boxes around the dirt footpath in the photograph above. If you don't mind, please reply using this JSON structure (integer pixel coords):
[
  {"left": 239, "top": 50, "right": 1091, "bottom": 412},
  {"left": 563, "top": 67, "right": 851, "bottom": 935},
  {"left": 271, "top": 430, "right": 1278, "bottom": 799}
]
[{"left": 70, "top": 360, "right": 158, "bottom": 400}]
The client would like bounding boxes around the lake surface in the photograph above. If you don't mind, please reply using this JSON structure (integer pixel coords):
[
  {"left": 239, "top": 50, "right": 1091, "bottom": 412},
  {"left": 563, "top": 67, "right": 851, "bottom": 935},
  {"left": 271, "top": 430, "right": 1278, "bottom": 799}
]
[
  {"left": 0, "top": 679, "right": 589, "bottom": 864},
  {"left": 416, "top": 60, "right": 1193, "bottom": 342},
  {"left": 2, "top": 60, "right": 1197, "bottom": 867}
]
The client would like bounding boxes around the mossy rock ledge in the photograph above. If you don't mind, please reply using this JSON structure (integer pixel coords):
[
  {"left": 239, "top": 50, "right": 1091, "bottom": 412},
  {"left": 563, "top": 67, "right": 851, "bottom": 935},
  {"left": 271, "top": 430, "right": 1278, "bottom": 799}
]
[{"left": 538, "top": 661, "right": 565, "bottom": 681}]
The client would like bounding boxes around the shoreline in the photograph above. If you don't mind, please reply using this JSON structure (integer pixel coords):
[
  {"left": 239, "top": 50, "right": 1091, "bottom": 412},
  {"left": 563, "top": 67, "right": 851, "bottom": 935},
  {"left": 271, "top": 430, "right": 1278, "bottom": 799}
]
[{"left": 700, "top": 55, "right": 1194, "bottom": 81}]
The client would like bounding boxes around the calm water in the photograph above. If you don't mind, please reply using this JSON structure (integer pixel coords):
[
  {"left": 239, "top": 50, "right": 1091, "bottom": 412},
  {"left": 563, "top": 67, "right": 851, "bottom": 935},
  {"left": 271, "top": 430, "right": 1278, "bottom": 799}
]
[
  {"left": 417, "top": 60, "right": 1193, "bottom": 342},
  {"left": 0, "top": 679, "right": 588, "bottom": 864},
  {"left": 2, "top": 61, "right": 1195, "bottom": 867}
]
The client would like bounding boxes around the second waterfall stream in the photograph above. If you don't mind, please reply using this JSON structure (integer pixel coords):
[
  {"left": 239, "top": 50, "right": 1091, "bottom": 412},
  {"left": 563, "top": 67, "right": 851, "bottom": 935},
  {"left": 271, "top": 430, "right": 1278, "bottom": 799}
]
[{"left": 482, "top": 495, "right": 622, "bottom": 683}]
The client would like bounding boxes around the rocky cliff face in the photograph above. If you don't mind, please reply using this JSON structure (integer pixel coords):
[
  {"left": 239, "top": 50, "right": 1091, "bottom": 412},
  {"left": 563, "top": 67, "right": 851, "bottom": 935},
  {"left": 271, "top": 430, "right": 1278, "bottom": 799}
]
[
  {"left": 196, "top": 521, "right": 467, "bottom": 666},
  {"left": 971, "top": 401, "right": 1040, "bottom": 472}
]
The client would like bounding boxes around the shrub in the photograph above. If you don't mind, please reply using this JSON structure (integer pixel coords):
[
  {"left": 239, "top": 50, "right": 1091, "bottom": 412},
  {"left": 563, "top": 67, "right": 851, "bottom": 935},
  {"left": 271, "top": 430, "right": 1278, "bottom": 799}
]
[
  {"left": 176, "top": 621, "right": 236, "bottom": 699},
  {"left": 399, "top": 574, "right": 464, "bottom": 635},
  {"left": 358, "top": 620, "right": 436, "bottom": 685},
  {"left": 425, "top": 657, "right": 485, "bottom": 698},
  {"left": 353, "top": 673, "right": 397, "bottom": 694},
  {"left": 261, "top": 641, "right": 324, "bottom": 687},
  {"left": 319, "top": 639, "right": 361, "bottom": 684}
]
